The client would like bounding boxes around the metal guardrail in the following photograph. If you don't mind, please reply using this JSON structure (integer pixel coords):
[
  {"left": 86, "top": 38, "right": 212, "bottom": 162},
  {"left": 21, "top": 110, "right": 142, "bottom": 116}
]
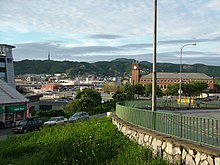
[{"left": 116, "top": 101, "right": 220, "bottom": 148}]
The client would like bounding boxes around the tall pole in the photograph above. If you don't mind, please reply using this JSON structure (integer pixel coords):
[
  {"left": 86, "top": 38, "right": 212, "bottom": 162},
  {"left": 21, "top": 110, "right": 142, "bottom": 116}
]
[
  {"left": 179, "top": 43, "right": 196, "bottom": 109},
  {"left": 152, "top": 0, "right": 157, "bottom": 112}
]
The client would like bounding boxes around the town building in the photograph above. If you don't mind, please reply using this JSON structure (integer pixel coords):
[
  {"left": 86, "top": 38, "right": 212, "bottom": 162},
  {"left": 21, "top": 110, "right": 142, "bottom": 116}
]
[
  {"left": 131, "top": 63, "right": 214, "bottom": 91},
  {"left": 0, "top": 44, "right": 16, "bottom": 88},
  {"left": 25, "top": 94, "right": 43, "bottom": 114},
  {"left": 41, "top": 84, "right": 60, "bottom": 91},
  {"left": 140, "top": 72, "right": 214, "bottom": 91},
  {"left": 131, "top": 63, "right": 140, "bottom": 85},
  {"left": 0, "top": 80, "right": 28, "bottom": 128}
]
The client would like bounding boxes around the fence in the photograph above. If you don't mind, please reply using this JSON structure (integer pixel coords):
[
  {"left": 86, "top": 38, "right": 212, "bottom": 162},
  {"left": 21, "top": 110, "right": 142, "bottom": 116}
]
[{"left": 116, "top": 101, "right": 220, "bottom": 148}]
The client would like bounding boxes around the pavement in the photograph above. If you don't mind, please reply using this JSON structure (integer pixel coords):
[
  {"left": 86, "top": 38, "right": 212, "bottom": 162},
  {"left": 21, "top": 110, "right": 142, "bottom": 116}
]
[
  {"left": 0, "top": 128, "right": 13, "bottom": 140},
  {"left": 159, "top": 109, "right": 220, "bottom": 119}
]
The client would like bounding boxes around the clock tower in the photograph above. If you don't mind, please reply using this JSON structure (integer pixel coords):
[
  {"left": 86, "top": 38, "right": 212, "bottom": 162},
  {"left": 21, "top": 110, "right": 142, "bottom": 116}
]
[{"left": 131, "top": 63, "right": 140, "bottom": 85}]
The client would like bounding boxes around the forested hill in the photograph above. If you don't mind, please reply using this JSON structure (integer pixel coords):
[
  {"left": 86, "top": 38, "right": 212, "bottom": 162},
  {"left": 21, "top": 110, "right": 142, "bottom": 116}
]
[{"left": 14, "top": 58, "right": 220, "bottom": 77}]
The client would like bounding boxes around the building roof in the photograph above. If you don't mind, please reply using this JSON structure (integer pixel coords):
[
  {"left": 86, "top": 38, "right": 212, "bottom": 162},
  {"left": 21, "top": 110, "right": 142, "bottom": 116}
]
[
  {"left": 141, "top": 72, "right": 213, "bottom": 80},
  {"left": 0, "top": 80, "right": 28, "bottom": 104},
  {"left": 0, "top": 44, "right": 15, "bottom": 48}
]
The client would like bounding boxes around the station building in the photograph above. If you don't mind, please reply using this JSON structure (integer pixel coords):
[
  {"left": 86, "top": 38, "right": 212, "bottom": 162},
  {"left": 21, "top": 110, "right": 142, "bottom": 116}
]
[{"left": 131, "top": 63, "right": 214, "bottom": 91}]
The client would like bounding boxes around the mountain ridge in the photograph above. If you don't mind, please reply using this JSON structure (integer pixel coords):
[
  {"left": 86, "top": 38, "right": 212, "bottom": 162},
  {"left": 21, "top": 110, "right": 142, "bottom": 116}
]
[{"left": 14, "top": 59, "right": 220, "bottom": 77}]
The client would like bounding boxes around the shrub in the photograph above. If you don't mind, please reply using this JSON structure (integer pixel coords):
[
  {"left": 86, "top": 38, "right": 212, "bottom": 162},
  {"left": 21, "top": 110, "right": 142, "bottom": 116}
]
[{"left": 36, "top": 109, "right": 66, "bottom": 121}]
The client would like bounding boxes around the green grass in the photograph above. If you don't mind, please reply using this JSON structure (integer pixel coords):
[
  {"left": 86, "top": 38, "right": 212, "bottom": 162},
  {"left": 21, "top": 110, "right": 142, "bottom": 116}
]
[{"left": 0, "top": 118, "right": 168, "bottom": 165}]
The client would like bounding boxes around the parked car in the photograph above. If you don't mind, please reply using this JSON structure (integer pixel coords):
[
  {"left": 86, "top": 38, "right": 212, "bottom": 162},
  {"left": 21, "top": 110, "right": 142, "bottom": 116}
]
[
  {"left": 12, "top": 116, "right": 43, "bottom": 133},
  {"left": 44, "top": 116, "right": 68, "bottom": 125},
  {"left": 55, "top": 99, "right": 69, "bottom": 103},
  {"left": 69, "top": 112, "right": 89, "bottom": 122}
]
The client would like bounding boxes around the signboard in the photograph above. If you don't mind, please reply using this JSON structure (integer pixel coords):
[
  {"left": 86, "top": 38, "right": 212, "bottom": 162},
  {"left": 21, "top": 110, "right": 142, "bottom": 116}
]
[
  {"left": 0, "top": 107, "right": 4, "bottom": 113},
  {"left": 26, "top": 103, "right": 30, "bottom": 118},
  {"left": 177, "top": 98, "right": 194, "bottom": 104},
  {"left": 5, "top": 105, "right": 27, "bottom": 113}
]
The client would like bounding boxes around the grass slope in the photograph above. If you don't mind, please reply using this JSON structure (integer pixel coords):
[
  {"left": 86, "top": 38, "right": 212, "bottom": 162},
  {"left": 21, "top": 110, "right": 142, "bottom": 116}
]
[{"left": 0, "top": 118, "right": 168, "bottom": 165}]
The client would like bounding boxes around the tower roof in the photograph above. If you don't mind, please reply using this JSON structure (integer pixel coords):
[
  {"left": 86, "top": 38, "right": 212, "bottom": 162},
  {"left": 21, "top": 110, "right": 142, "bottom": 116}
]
[
  {"left": 141, "top": 72, "right": 213, "bottom": 79},
  {"left": 0, "top": 44, "right": 15, "bottom": 48}
]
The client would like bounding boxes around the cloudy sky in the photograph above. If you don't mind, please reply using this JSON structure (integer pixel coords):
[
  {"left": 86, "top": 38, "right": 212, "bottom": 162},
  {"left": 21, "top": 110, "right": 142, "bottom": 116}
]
[{"left": 1, "top": 0, "right": 220, "bottom": 66}]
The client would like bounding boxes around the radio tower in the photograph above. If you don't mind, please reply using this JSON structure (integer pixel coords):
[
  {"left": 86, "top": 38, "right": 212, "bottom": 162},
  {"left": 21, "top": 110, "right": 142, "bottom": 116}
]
[{"left": 48, "top": 50, "right": 50, "bottom": 61}]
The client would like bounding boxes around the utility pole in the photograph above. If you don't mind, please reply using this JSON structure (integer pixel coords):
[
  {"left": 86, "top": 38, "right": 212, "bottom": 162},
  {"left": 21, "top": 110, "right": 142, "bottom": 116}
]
[{"left": 152, "top": 0, "right": 157, "bottom": 112}]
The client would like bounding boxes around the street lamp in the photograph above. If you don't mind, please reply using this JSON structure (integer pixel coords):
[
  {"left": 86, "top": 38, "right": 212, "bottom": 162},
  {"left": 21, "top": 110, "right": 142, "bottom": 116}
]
[{"left": 179, "top": 43, "right": 196, "bottom": 109}]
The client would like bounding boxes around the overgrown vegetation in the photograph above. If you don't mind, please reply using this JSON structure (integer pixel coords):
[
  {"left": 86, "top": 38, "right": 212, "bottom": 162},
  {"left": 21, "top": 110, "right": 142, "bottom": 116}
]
[{"left": 0, "top": 118, "right": 167, "bottom": 165}]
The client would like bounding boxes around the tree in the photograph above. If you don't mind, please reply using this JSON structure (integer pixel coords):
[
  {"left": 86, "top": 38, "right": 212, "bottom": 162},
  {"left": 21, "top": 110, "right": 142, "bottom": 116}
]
[
  {"left": 166, "top": 84, "right": 179, "bottom": 96},
  {"left": 134, "top": 84, "right": 145, "bottom": 97},
  {"left": 120, "top": 84, "right": 133, "bottom": 100},
  {"left": 75, "top": 88, "right": 102, "bottom": 107},
  {"left": 103, "top": 82, "right": 120, "bottom": 94},
  {"left": 112, "top": 91, "right": 130, "bottom": 102},
  {"left": 145, "top": 84, "right": 163, "bottom": 97},
  {"left": 64, "top": 88, "right": 102, "bottom": 115},
  {"left": 180, "top": 81, "right": 208, "bottom": 97}
]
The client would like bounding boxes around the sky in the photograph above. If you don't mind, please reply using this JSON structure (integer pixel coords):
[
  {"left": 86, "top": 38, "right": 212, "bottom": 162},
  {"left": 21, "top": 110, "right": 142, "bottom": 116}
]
[{"left": 1, "top": 0, "right": 220, "bottom": 66}]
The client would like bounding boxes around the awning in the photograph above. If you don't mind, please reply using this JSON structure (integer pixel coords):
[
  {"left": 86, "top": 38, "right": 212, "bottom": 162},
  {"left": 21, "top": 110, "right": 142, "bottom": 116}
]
[
  {"left": 0, "top": 107, "right": 4, "bottom": 113},
  {"left": 5, "top": 105, "right": 27, "bottom": 113}
]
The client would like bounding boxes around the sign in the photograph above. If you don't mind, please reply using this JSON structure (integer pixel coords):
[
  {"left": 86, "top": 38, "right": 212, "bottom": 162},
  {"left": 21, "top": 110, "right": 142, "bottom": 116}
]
[
  {"left": 5, "top": 105, "right": 27, "bottom": 113},
  {"left": 0, "top": 107, "right": 4, "bottom": 113},
  {"left": 26, "top": 103, "right": 30, "bottom": 118},
  {"left": 178, "top": 90, "right": 183, "bottom": 94},
  {"left": 177, "top": 98, "right": 194, "bottom": 104}
]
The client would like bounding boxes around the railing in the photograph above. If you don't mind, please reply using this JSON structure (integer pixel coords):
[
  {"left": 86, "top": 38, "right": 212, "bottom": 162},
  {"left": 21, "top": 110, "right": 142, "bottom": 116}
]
[{"left": 116, "top": 101, "right": 220, "bottom": 148}]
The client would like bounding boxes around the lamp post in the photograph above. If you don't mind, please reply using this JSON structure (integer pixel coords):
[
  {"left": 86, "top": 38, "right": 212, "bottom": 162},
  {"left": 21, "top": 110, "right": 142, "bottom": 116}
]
[
  {"left": 179, "top": 43, "right": 196, "bottom": 109},
  {"left": 152, "top": 0, "right": 157, "bottom": 112}
]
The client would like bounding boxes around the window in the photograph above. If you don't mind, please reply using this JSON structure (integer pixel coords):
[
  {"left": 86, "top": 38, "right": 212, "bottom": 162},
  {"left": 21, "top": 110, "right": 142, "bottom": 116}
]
[
  {"left": 0, "top": 68, "right": 6, "bottom": 72},
  {"left": 0, "top": 63, "right": 5, "bottom": 67},
  {"left": 7, "top": 58, "right": 12, "bottom": 63},
  {"left": 0, "top": 58, "right": 5, "bottom": 62},
  {"left": 0, "top": 72, "right": 6, "bottom": 78}
]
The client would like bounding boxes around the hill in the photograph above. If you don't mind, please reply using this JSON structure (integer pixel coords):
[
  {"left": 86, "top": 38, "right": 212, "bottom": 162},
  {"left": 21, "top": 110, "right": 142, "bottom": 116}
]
[
  {"left": 0, "top": 118, "right": 167, "bottom": 164},
  {"left": 14, "top": 59, "right": 220, "bottom": 77}
]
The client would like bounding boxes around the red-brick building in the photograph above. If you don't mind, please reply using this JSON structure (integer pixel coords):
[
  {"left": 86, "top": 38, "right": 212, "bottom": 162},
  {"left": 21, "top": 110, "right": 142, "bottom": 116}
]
[
  {"left": 140, "top": 72, "right": 214, "bottom": 91},
  {"left": 131, "top": 63, "right": 214, "bottom": 91},
  {"left": 131, "top": 63, "right": 140, "bottom": 85},
  {"left": 41, "top": 84, "right": 60, "bottom": 91}
]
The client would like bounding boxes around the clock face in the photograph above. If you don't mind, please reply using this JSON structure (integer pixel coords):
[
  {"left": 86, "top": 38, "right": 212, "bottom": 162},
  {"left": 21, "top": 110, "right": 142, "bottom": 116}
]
[{"left": 133, "top": 65, "right": 137, "bottom": 69}]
